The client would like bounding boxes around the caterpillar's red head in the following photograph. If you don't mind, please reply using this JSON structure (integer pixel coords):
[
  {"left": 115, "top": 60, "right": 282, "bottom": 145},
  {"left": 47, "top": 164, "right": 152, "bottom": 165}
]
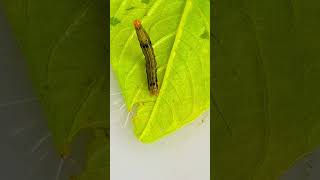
[{"left": 133, "top": 19, "right": 142, "bottom": 29}]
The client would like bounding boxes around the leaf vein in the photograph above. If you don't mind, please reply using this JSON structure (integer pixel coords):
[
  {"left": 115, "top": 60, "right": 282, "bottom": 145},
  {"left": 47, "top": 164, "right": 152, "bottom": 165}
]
[
  {"left": 139, "top": 0, "right": 193, "bottom": 140},
  {"left": 46, "top": 0, "right": 92, "bottom": 85}
]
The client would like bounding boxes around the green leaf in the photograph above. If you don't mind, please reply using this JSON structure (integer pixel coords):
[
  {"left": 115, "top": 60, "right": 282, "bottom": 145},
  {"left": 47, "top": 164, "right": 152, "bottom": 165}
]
[
  {"left": 1, "top": 0, "right": 107, "bottom": 158},
  {"left": 213, "top": 0, "right": 320, "bottom": 179},
  {"left": 72, "top": 130, "right": 107, "bottom": 180},
  {"left": 110, "top": 0, "right": 210, "bottom": 143}
]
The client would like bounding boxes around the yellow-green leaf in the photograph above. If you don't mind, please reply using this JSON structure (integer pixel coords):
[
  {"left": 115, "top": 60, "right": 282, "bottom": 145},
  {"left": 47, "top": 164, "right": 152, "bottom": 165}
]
[{"left": 110, "top": 0, "right": 210, "bottom": 143}]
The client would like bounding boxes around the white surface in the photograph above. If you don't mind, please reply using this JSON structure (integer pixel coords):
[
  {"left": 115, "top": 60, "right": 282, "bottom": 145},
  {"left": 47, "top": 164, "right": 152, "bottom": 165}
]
[{"left": 110, "top": 69, "right": 210, "bottom": 180}]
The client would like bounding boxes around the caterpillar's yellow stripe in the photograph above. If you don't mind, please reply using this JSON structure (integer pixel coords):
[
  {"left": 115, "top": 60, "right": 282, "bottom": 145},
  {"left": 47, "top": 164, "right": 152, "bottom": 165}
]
[{"left": 133, "top": 19, "right": 159, "bottom": 96}]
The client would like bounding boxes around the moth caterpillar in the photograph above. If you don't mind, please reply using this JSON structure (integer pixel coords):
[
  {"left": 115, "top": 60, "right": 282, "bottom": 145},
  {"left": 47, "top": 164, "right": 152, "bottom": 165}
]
[{"left": 133, "top": 19, "right": 159, "bottom": 96}]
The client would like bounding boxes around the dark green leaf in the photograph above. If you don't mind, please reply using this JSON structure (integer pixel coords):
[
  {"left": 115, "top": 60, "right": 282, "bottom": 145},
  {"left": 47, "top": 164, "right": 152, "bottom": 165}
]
[
  {"left": 72, "top": 130, "right": 107, "bottom": 180},
  {"left": 213, "top": 0, "right": 320, "bottom": 179},
  {"left": 1, "top": 1, "right": 108, "bottom": 179}
]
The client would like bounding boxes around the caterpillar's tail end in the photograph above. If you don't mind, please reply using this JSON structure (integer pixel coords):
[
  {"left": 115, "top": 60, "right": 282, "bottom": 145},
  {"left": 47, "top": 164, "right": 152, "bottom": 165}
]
[
  {"left": 133, "top": 19, "right": 142, "bottom": 29},
  {"left": 150, "top": 88, "right": 159, "bottom": 96}
]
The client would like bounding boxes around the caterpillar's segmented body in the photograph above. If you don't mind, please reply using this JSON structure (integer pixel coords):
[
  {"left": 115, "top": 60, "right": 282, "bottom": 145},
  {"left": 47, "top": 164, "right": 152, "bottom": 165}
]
[{"left": 133, "top": 19, "right": 159, "bottom": 96}]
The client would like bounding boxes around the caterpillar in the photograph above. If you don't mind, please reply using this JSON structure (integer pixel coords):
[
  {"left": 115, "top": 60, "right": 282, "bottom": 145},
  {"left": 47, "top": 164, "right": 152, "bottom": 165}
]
[{"left": 133, "top": 19, "right": 159, "bottom": 96}]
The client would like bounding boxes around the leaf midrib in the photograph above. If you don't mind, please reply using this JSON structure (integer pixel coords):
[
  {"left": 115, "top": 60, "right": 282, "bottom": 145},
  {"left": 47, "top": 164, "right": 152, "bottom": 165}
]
[{"left": 139, "top": 0, "right": 193, "bottom": 140}]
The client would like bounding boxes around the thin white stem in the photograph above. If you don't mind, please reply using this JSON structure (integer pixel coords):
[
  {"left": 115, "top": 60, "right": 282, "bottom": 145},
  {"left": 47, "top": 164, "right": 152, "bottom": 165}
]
[
  {"left": 110, "top": 92, "right": 122, "bottom": 96},
  {"left": 31, "top": 133, "right": 51, "bottom": 153},
  {"left": 0, "top": 97, "right": 38, "bottom": 108},
  {"left": 119, "top": 103, "right": 126, "bottom": 111},
  {"left": 9, "top": 120, "right": 36, "bottom": 137},
  {"left": 121, "top": 111, "right": 132, "bottom": 128},
  {"left": 55, "top": 159, "right": 64, "bottom": 180}
]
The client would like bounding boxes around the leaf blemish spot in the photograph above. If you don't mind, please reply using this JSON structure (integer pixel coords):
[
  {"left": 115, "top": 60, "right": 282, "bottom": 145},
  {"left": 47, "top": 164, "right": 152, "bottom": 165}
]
[
  {"left": 110, "top": 17, "right": 120, "bottom": 26},
  {"left": 141, "top": 0, "right": 150, "bottom": 4},
  {"left": 200, "top": 29, "right": 209, "bottom": 39}
]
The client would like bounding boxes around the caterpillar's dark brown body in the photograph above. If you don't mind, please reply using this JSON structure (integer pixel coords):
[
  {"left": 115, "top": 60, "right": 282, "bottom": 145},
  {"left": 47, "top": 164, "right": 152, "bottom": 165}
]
[{"left": 133, "top": 19, "right": 159, "bottom": 96}]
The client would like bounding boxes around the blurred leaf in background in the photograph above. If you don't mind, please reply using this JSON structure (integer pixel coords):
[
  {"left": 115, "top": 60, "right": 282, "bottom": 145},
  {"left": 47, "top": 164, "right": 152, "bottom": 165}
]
[
  {"left": 111, "top": 0, "right": 210, "bottom": 143},
  {"left": 74, "top": 130, "right": 107, "bottom": 180},
  {"left": 0, "top": 0, "right": 108, "bottom": 179},
  {"left": 212, "top": 0, "right": 320, "bottom": 179}
]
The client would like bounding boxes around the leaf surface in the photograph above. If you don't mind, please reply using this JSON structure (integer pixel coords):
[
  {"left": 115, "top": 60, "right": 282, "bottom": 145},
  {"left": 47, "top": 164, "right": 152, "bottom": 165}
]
[
  {"left": 110, "top": 0, "right": 210, "bottom": 143},
  {"left": 1, "top": 0, "right": 108, "bottom": 179},
  {"left": 73, "top": 130, "right": 107, "bottom": 180},
  {"left": 1, "top": 0, "right": 108, "bottom": 155},
  {"left": 212, "top": 0, "right": 320, "bottom": 179}
]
